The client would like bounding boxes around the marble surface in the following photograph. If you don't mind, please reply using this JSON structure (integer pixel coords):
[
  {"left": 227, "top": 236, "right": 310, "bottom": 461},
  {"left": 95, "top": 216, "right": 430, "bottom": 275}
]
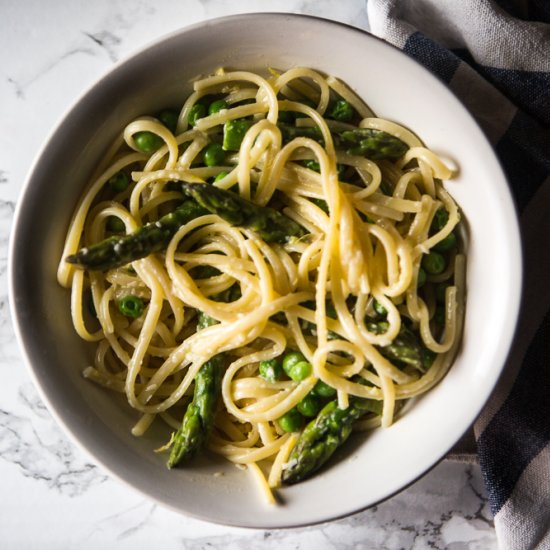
[{"left": 1, "top": 1, "right": 497, "bottom": 548}]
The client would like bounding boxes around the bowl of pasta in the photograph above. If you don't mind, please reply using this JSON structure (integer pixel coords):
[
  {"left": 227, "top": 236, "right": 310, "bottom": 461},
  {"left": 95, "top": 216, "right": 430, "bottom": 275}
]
[{"left": 10, "top": 13, "right": 521, "bottom": 527}]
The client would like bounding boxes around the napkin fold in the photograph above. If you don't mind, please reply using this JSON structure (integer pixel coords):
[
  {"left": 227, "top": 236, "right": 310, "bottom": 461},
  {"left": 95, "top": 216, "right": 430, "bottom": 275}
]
[{"left": 368, "top": 1, "right": 550, "bottom": 548}]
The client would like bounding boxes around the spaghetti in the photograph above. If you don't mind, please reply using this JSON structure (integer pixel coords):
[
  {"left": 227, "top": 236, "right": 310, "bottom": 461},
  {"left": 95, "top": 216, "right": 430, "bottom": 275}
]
[{"left": 58, "top": 67, "right": 465, "bottom": 502}]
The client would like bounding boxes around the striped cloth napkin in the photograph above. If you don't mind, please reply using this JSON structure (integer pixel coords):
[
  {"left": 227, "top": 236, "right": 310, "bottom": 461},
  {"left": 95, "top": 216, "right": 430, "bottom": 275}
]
[{"left": 367, "top": 1, "right": 550, "bottom": 548}]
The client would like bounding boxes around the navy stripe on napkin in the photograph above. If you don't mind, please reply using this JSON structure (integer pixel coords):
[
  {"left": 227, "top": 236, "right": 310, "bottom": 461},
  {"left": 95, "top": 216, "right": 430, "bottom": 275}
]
[
  {"left": 403, "top": 32, "right": 461, "bottom": 84},
  {"left": 494, "top": 0, "right": 550, "bottom": 23},
  {"left": 452, "top": 48, "right": 550, "bottom": 125},
  {"left": 477, "top": 306, "right": 550, "bottom": 515},
  {"left": 496, "top": 112, "right": 550, "bottom": 211}
]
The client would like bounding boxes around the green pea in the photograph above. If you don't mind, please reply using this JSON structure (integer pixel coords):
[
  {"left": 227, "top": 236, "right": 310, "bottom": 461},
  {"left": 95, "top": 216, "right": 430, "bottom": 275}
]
[
  {"left": 373, "top": 299, "right": 387, "bottom": 317},
  {"left": 106, "top": 216, "right": 125, "bottom": 233},
  {"left": 108, "top": 170, "right": 130, "bottom": 192},
  {"left": 223, "top": 119, "right": 252, "bottom": 151},
  {"left": 282, "top": 351, "right": 306, "bottom": 375},
  {"left": 134, "top": 131, "right": 163, "bottom": 153},
  {"left": 297, "top": 394, "right": 322, "bottom": 417},
  {"left": 417, "top": 268, "right": 427, "bottom": 288},
  {"left": 203, "top": 143, "right": 225, "bottom": 167},
  {"left": 117, "top": 295, "right": 145, "bottom": 318},
  {"left": 213, "top": 171, "right": 229, "bottom": 183},
  {"left": 436, "top": 283, "right": 450, "bottom": 303},
  {"left": 208, "top": 99, "right": 228, "bottom": 115},
  {"left": 312, "top": 380, "right": 336, "bottom": 398},
  {"left": 431, "top": 208, "right": 449, "bottom": 233},
  {"left": 422, "top": 252, "right": 446, "bottom": 275},
  {"left": 278, "top": 408, "right": 303, "bottom": 432},
  {"left": 328, "top": 99, "right": 354, "bottom": 122},
  {"left": 188, "top": 103, "right": 207, "bottom": 126},
  {"left": 288, "top": 361, "right": 312, "bottom": 382},
  {"left": 158, "top": 108, "right": 179, "bottom": 133},
  {"left": 259, "top": 358, "right": 284, "bottom": 383},
  {"left": 433, "top": 232, "right": 457, "bottom": 253}
]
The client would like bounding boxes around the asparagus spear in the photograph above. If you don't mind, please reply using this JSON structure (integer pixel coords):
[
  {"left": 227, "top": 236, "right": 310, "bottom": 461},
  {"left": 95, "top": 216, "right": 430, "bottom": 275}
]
[
  {"left": 278, "top": 123, "right": 324, "bottom": 144},
  {"left": 180, "top": 182, "right": 305, "bottom": 243},
  {"left": 367, "top": 321, "right": 425, "bottom": 372},
  {"left": 168, "top": 313, "right": 225, "bottom": 467},
  {"left": 339, "top": 128, "right": 409, "bottom": 160},
  {"left": 281, "top": 397, "right": 382, "bottom": 484},
  {"left": 65, "top": 200, "right": 208, "bottom": 271}
]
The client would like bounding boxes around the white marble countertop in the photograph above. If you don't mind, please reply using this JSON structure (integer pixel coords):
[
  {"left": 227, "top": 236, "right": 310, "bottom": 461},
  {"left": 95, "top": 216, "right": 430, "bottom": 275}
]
[{"left": 1, "top": 1, "right": 496, "bottom": 548}]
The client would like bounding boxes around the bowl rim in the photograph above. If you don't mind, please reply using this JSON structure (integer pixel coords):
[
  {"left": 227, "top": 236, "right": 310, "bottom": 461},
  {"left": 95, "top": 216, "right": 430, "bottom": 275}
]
[{"left": 8, "top": 11, "right": 523, "bottom": 529}]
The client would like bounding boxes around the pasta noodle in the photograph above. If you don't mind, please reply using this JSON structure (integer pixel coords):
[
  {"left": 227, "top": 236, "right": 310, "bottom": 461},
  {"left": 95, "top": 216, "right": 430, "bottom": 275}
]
[{"left": 58, "top": 67, "right": 465, "bottom": 503}]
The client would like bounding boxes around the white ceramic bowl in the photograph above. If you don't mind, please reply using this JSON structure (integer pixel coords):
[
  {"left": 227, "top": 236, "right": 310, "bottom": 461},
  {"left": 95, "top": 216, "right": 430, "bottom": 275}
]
[{"left": 9, "top": 14, "right": 522, "bottom": 528}]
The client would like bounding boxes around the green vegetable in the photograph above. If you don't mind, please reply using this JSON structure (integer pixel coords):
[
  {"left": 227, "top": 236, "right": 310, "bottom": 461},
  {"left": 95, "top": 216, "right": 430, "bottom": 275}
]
[
  {"left": 433, "top": 305, "right": 446, "bottom": 327},
  {"left": 422, "top": 251, "right": 446, "bottom": 275},
  {"left": 312, "top": 380, "right": 336, "bottom": 398},
  {"left": 223, "top": 119, "right": 252, "bottom": 151},
  {"left": 328, "top": 100, "right": 354, "bottom": 122},
  {"left": 417, "top": 268, "right": 427, "bottom": 288},
  {"left": 188, "top": 103, "right": 207, "bottom": 126},
  {"left": 179, "top": 182, "right": 305, "bottom": 244},
  {"left": 208, "top": 99, "right": 228, "bottom": 115},
  {"left": 297, "top": 394, "right": 322, "bottom": 417},
  {"left": 134, "top": 131, "right": 163, "bottom": 153},
  {"left": 366, "top": 321, "right": 429, "bottom": 372},
  {"left": 278, "top": 408, "right": 303, "bottom": 433},
  {"left": 203, "top": 143, "right": 225, "bottom": 167},
  {"left": 87, "top": 292, "right": 97, "bottom": 318},
  {"left": 108, "top": 170, "right": 130, "bottom": 193},
  {"left": 278, "top": 110, "right": 295, "bottom": 123},
  {"left": 278, "top": 124, "right": 323, "bottom": 144},
  {"left": 189, "top": 265, "right": 221, "bottom": 279},
  {"left": 213, "top": 171, "right": 229, "bottom": 182},
  {"left": 433, "top": 232, "right": 457, "bottom": 252},
  {"left": 65, "top": 199, "right": 209, "bottom": 271},
  {"left": 165, "top": 180, "right": 182, "bottom": 192},
  {"left": 158, "top": 109, "right": 179, "bottom": 133},
  {"left": 421, "top": 348, "right": 437, "bottom": 369},
  {"left": 311, "top": 198, "right": 329, "bottom": 214},
  {"left": 294, "top": 98, "right": 317, "bottom": 118},
  {"left": 373, "top": 299, "right": 387, "bottom": 317},
  {"left": 282, "top": 351, "right": 306, "bottom": 374},
  {"left": 168, "top": 312, "right": 225, "bottom": 467},
  {"left": 378, "top": 324, "right": 425, "bottom": 372},
  {"left": 259, "top": 358, "right": 283, "bottom": 383},
  {"left": 431, "top": 208, "right": 449, "bottom": 233},
  {"left": 106, "top": 216, "right": 125, "bottom": 233},
  {"left": 117, "top": 295, "right": 144, "bottom": 318},
  {"left": 286, "top": 360, "right": 312, "bottom": 382},
  {"left": 339, "top": 128, "right": 408, "bottom": 160},
  {"left": 281, "top": 397, "right": 382, "bottom": 484},
  {"left": 380, "top": 180, "right": 393, "bottom": 196},
  {"left": 303, "top": 159, "right": 321, "bottom": 172}
]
